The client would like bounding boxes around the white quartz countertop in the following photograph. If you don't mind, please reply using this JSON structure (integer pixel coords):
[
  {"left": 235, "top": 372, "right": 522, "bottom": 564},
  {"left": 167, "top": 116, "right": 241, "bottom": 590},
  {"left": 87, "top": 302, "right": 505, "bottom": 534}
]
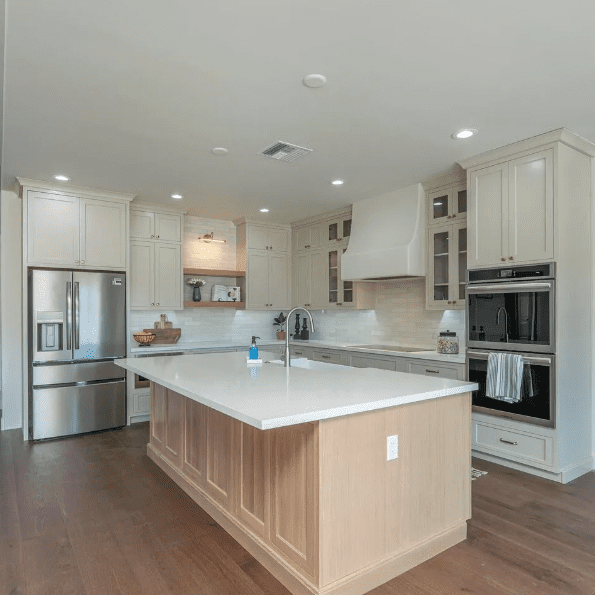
[
  {"left": 117, "top": 351, "right": 477, "bottom": 430},
  {"left": 130, "top": 339, "right": 465, "bottom": 364}
]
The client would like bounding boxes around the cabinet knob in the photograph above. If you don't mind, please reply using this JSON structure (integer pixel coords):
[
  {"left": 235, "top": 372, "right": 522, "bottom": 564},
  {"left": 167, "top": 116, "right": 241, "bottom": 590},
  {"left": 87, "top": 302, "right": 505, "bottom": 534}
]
[
  {"left": 336, "top": 302, "right": 342, "bottom": 306},
  {"left": 81, "top": 260, "right": 85, "bottom": 264},
  {"left": 338, "top": 238, "right": 343, "bottom": 241},
  {"left": 151, "top": 235, "right": 154, "bottom": 238},
  {"left": 75, "top": 260, "right": 80, "bottom": 264},
  {"left": 157, "top": 235, "right": 160, "bottom": 239},
  {"left": 447, "top": 301, "right": 452, "bottom": 304},
  {"left": 509, "top": 256, "right": 514, "bottom": 260},
  {"left": 501, "top": 257, "right": 506, "bottom": 262},
  {"left": 453, "top": 300, "right": 457, "bottom": 304}
]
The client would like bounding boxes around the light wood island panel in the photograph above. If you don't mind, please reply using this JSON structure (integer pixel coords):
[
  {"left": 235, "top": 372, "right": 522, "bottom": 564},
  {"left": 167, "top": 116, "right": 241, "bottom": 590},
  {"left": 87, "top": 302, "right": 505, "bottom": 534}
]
[{"left": 147, "top": 382, "right": 471, "bottom": 595}]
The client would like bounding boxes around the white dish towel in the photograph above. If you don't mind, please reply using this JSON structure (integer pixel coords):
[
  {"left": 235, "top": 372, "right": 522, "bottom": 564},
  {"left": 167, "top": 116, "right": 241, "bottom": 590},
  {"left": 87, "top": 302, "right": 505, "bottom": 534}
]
[{"left": 486, "top": 352, "right": 525, "bottom": 403}]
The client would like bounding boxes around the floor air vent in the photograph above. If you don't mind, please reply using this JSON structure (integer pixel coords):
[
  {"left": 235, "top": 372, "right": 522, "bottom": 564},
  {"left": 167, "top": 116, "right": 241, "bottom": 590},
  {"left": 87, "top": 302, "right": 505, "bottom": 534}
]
[{"left": 259, "top": 141, "right": 313, "bottom": 162}]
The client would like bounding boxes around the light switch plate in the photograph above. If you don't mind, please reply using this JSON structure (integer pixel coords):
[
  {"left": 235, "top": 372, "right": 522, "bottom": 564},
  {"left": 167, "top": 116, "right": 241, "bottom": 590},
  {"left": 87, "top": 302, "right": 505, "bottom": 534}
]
[{"left": 387, "top": 435, "right": 398, "bottom": 461}]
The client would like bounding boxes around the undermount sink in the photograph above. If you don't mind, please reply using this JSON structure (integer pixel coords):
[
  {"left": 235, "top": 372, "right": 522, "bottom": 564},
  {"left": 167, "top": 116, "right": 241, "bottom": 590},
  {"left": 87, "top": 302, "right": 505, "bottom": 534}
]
[
  {"left": 266, "top": 358, "right": 326, "bottom": 370},
  {"left": 346, "top": 345, "right": 432, "bottom": 353}
]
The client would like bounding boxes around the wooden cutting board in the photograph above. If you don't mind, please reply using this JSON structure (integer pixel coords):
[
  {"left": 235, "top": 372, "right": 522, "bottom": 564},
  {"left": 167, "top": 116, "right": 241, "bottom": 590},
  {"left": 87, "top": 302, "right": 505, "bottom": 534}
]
[{"left": 143, "top": 328, "right": 181, "bottom": 344}]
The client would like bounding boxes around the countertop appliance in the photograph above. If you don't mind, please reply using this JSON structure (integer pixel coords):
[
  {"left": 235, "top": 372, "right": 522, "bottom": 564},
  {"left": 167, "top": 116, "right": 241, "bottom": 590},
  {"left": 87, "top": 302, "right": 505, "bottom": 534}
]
[
  {"left": 466, "top": 263, "right": 556, "bottom": 427},
  {"left": 28, "top": 269, "right": 126, "bottom": 440}
]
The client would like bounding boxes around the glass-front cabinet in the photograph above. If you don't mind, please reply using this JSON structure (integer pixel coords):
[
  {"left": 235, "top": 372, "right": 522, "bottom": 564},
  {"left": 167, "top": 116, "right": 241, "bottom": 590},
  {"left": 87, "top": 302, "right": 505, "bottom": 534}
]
[
  {"left": 427, "top": 183, "right": 467, "bottom": 227},
  {"left": 326, "top": 216, "right": 352, "bottom": 244},
  {"left": 327, "top": 244, "right": 354, "bottom": 306},
  {"left": 427, "top": 220, "right": 467, "bottom": 310}
]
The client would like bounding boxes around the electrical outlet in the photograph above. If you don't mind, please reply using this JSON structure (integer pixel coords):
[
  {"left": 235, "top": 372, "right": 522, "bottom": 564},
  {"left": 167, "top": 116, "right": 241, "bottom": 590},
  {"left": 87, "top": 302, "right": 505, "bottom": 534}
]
[{"left": 387, "top": 435, "right": 398, "bottom": 461}]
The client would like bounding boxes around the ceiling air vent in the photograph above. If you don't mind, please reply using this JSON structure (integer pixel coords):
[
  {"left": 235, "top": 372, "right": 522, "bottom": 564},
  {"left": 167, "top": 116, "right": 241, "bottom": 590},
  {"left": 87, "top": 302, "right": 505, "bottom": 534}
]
[{"left": 259, "top": 141, "right": 313, "bottom": 163}]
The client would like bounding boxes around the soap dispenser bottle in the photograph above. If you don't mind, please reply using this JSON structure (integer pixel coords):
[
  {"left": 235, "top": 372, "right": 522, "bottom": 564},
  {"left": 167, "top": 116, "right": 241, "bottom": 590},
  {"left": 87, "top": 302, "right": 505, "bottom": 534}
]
[{"left": 249, "top": 336, "right": 260, "bottom": 360}]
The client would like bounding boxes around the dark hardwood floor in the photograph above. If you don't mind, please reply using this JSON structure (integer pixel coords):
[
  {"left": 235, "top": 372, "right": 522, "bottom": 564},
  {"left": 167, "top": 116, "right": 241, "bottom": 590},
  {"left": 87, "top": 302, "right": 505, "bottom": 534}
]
[{"left": 1, "top": 423, "right": 594, "bottom": 595}]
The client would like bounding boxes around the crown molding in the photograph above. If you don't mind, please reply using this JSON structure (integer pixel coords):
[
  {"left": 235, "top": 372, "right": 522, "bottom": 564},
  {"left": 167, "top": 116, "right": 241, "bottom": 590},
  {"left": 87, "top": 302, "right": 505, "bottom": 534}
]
[
  {"left": 458, "top": 128, "right": 595, "bottom": 170},
  {"left": 16, "top": 177, "right": 136, "bottom": 201},
  {"left": 233, "top": 217, "right": 291, "bottom": 228},
  {"left": 131, "top": 200, "right": 187, "bottom": 214},
  {"left": 290, "top": 205, "right": 352, "bottom": 228}
]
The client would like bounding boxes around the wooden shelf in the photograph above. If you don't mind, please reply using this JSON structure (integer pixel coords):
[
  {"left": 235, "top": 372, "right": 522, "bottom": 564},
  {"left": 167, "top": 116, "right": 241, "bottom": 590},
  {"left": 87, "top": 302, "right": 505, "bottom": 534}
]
[
  {"left": 184, "top": 268, "right": 246, "bottom": 277},
  {"left": 184, "top": 301, "right": 245, "bottom": 309}
]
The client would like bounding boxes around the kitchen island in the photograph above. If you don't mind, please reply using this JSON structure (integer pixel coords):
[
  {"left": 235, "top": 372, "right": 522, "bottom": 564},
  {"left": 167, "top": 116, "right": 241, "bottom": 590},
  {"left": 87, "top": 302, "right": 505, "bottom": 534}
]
[{"left": 116, "top": 352, "right": 477, "bottom": 595}]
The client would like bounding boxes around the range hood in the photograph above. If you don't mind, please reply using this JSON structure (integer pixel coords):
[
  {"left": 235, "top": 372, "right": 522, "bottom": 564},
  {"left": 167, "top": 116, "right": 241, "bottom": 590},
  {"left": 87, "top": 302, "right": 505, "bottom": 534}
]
[{"left": 341, "top": 183, "right": 426, "bottom": 281}]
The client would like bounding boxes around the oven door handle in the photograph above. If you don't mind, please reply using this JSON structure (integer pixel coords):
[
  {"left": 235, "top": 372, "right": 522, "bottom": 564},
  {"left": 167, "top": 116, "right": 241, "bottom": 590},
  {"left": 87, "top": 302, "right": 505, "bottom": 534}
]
[
  {"left": 467, "top": 351, "right": 553, "bottom": 366},
  {"left": 468, "top": 282, "right": 553, "bottom": 293}
]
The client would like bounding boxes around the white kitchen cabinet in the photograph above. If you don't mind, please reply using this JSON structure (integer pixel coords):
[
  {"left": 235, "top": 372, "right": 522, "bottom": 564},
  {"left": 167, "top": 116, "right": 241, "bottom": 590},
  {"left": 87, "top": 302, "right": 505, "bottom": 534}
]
[
  {"left": 427, "top": 183, "right": 467, "bottom": 227},
  {"left": 292, "top": 224, "right": 322, "bottom": 252},
  {"left": 79, "top": 199, "right": 126, "bottom": 268},
  {"left": 130, "top": 209, "right": 182, "bottom": 242},
  {"left": 324, "top": 215, "right": 352, "bottom": 245},
  {"left": 467, "top": 149, "right": 553, "bottom": 268},
  {"left": 130, "top": 240, "right": 183, "bottom": 310},
  {"left": 246, "top": 225, "right": 289, "bottom": 252},
  {"left": 26, "top": 189, "right": 128, "bottom": 269},
  {"left": 426, "top": 220, "right": 466, "bottom": 310},
  {"left": 245, "top": 249, "right": 290, "bottom": 310},
  {"left": 293, "top": 250, "right": 326, "bottom": 309}
]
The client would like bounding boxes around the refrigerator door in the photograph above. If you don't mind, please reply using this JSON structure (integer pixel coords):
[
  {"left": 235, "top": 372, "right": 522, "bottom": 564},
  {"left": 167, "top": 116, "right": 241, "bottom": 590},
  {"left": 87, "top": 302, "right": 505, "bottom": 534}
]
[
  {"left": 73, "top": 271, "right": 126, "bottom": 360},
  {"left": 31, "top": 379, "right": 126, "bottom": 440},
  {"left": 29, "top": 269, "right": 73, "bottom": 363}
]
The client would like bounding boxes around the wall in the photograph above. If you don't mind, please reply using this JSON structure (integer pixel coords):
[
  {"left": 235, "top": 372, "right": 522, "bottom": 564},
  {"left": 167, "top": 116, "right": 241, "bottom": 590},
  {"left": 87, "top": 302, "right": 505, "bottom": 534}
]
[{"left": 1, "top": 190, "right": 23, "bottom": 430}]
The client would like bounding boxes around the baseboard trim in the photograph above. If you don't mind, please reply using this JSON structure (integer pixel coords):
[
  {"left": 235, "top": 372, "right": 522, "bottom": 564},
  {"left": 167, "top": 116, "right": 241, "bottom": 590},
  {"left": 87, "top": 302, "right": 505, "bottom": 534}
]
[
  {"left": 148, "top": 444, "right": 467, "bottom": 595},
  {"left": 472, "top": 450, "right": 594, "bottom": 484}
]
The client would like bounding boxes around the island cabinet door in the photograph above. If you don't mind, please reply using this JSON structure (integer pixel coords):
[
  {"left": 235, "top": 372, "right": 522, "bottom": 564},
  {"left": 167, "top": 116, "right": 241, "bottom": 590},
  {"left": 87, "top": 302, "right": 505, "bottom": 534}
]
[
  {"left": 162, "top": 389, "right": 185, "bottom": 469},
  {"left": 234, "top": 422, "right": 270, "bottom": 540},
  {"left": 270, "top": 422, "right": 319, "bottom": 582},
  {"left": 204, "top": 408, "right": 234, "bottom": 511},
  {"left": 150, "top": 383, "right": 166, "bottom": 453},
  {"left": 182, "top": 399, "right": 207, "bottom": 488}
]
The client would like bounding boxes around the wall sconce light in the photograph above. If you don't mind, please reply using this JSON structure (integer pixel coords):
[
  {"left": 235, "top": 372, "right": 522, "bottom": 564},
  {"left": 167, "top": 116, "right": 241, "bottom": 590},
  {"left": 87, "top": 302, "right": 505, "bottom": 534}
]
[{"left": 199, "top": 232, "right": 227, "bottom": 244}]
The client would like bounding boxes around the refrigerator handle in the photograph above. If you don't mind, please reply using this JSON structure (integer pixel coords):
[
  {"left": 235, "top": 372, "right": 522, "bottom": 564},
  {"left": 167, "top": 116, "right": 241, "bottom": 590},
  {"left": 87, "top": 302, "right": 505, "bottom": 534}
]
[
  {"left": 74, "top": 281, "right": 80, "bottom": 350},
  {"left": 66, "top": 282, "right": 72, "bottom": 350}
]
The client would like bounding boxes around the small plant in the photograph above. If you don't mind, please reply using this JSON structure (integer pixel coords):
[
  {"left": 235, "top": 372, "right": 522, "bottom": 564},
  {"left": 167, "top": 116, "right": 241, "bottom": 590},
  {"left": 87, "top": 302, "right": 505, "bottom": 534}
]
[
  {"left": 273, "top": 312, "right": 287, "bottom": 332},
  {"left": 187, "top": 277, "right": 206, "bottom": 287}
]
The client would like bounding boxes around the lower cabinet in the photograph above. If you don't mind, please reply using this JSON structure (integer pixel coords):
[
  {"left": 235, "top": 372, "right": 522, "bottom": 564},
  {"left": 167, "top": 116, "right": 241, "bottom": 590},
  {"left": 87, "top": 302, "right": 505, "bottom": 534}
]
[
  {"left": 351, "top": 355, "right": 404, "bottom": 372},
  {"left": 408, "top": 361, "right": 464, "bottom": 380},
  {"left": 311, "top": 350, "right": 350, "bottom": 366}
]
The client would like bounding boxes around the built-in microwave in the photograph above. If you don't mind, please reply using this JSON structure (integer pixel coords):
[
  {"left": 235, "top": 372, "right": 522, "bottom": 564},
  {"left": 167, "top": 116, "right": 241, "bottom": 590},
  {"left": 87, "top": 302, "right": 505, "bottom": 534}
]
[
  {"left": 467, "top": 350, "right": 555, "bottom": 428},
  {"left": 466, "top": 263, "right": 555, "bottom": 354}
]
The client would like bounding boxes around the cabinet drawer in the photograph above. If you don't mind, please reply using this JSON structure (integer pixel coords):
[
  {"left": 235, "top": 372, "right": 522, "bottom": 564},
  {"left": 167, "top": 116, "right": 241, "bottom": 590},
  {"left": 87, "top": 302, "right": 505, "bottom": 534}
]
[
  {"left": 408, "top": 362, "right": 461, "bottom": 379},
  {"left": 133, "top": 391, "right": 151, "bottom": 415},
  {"left": 350, "top": 355, "right": 397, "bottom": 371},
  {"left": 311, "top": 350, "right": 349, "bottom": 366},
  {"left": 473, "top": 420, "right": 553, "bottom": 467},
  {"left": 290, "top": 346, "right": 312, "bottom": 359}
]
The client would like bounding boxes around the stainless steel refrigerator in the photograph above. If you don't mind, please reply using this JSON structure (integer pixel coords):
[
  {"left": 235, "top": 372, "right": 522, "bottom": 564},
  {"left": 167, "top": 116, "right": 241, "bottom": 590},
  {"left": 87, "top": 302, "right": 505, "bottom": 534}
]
[{"left": 28, "top": 269, "right": 127, "bottom": 440}]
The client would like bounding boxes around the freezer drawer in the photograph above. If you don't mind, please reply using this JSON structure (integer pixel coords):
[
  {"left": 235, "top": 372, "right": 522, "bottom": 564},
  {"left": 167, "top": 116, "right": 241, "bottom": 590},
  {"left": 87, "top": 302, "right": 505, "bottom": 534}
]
[
  {"left": 31, "top": 380, "right": 126, "bottom": 440},
  {"left": 32, "top": 360, "right": 124, "bottom": 386}
]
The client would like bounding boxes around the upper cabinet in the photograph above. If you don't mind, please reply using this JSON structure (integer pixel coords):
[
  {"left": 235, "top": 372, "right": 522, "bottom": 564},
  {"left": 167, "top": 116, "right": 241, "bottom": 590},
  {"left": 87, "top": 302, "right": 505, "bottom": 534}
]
[
  {"left": 129, "top": 205, "right": 185, "bottom": 310},
  {"left": 236, "top": 220, "right": 291, "bottom": 310},
  {"left": 21, "top": 180, "right": 134, "bottom": 270},
  {"left": 427, "top": 183, "right": 467, "bottom": 226},
  {"left": 130, "top": 210, "right": 182, "bottom": 242},
  {"left": 325, "top": 215, "right": 352, "bottom": 244},
  {"left": 467, "top": 149, "right": 554, "bottom": 269}
]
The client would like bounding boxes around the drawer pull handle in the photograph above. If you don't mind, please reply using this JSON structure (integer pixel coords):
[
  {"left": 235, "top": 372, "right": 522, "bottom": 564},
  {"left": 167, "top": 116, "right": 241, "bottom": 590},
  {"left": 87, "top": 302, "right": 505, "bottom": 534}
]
[
  {"left": 499, "top": 438, "right": 518, "bottom": 445},
  {"left": 426, "top": 369, "right": 440, "bottom": 374},
  {"left": 322, "top": 355, "right": 331, "bottom": 359}
]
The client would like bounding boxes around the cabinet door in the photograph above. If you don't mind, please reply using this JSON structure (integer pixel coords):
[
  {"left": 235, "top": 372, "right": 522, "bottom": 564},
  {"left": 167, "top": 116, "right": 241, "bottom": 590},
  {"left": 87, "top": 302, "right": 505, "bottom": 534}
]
[
  {"left": 427, "top": 226, "right": 451, "bottom": 308},
  {"left": 270, "top": 423, "right": 319, "bottom": 580},
  {"left": 294, "top": 227, "right": 310, "bottom": 251},
  {"left": 247, "top": 250, "right": 270, "bottom": 308},
  {"left": 427, "top": 189, "right": 451, "bottom": 226},
  {"left": 468, "top": 162, "right": 509, "bottom": 268},
  {"left": 130, "top": 241, "right": 155, "bottom": 308},
  {"left": 508, "top": 149, "right": 554, "bottom": 264},
  {"left": 453, "top": 221, "right": 467, "bottom": 307},
  {"left": 27, "top": 191, "right": 80, "bottom": 265},
  {"left": 204, "top": 408, "right": 234, "bottom": 510},
  {"left": 310, "top": 250, "right": 326, "bottom": 309},
  {"left": 452, "top": 184, "right": 467, "bottom": 220},
  {"left": 155, "top": 243, "right": 182, "bottom": 309},
  {"left": 183, "top": 400, "right": 207, "bottom": 488},
  {"left": 150, "top": 383, "right": 166, "bottom": 453},
  {"left": 163, "top": 389, "right": 185, "bottom": 469},
  {"left": 269, "top": 228, "right": 289, "bottom": 252},
  {"left": 130, "top": 210, "right": 155, "bottom": 239},
  {"left": 269, "top": 253, "right": 290, "bottom": 309},
  {"left": 235, "top": 422, "right": 270, "bottom": 539},
  {"left": 155, "top": 213, "right": 182, "bottom": 242},
  {"left": 294, "top": 253, "right": 312, "bottom": 307},
  {"left": 80, "top": 199, "right": 126, "bottom": 268},
  {"left": 248, "top": 226, "right": 270, "bottom": 250}
]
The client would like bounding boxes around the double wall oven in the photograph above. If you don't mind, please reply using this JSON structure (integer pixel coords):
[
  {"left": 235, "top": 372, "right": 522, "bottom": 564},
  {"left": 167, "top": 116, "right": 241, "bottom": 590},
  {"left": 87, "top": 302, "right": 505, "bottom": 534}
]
[{"left": 466, "top": 263, "right": 555, "bottom": 428}]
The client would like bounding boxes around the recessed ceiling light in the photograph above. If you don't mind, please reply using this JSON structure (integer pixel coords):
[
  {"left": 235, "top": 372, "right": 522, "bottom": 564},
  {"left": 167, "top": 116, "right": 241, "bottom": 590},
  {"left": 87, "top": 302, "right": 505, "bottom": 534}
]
[
  {"left": 451, "top": 128, "right": 477, "bottom": 139},
  {"left": 171, "top": 193, "right": 183, "bottom": 199},
  {"left": 303, "top": 74, "right": 327, "bottom": 88},
  {"left": 211, "top": 147, "right": 228, "bottom": 155},
  {"left": 331, "top": 180, "right": 344, "bottom": 186},
  {"left": 260, "top": 208, "right": 269, "bottom": 213},
  {"left": 54, "top": 175, "right": 70, "bottom": 181}
]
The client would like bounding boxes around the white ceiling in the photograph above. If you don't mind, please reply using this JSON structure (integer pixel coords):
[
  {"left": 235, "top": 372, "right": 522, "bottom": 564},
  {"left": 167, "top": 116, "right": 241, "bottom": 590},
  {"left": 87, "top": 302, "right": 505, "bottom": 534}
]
[{"left": 4, "top": 0, "right": 595, "bottom": 223}]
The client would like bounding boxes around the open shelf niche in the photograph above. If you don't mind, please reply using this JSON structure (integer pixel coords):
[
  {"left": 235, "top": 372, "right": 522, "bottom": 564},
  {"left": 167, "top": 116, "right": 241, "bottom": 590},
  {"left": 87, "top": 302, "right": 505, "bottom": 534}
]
[{"left": 183, "top": 268, "right": 246, "bottom": 309}]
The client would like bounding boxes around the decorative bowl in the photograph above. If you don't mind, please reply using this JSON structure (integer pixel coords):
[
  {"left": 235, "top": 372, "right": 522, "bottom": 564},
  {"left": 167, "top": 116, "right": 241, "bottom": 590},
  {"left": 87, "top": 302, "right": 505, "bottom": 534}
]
[{"left": 133, "top": 331, "right": 156, "bottom": 346}]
